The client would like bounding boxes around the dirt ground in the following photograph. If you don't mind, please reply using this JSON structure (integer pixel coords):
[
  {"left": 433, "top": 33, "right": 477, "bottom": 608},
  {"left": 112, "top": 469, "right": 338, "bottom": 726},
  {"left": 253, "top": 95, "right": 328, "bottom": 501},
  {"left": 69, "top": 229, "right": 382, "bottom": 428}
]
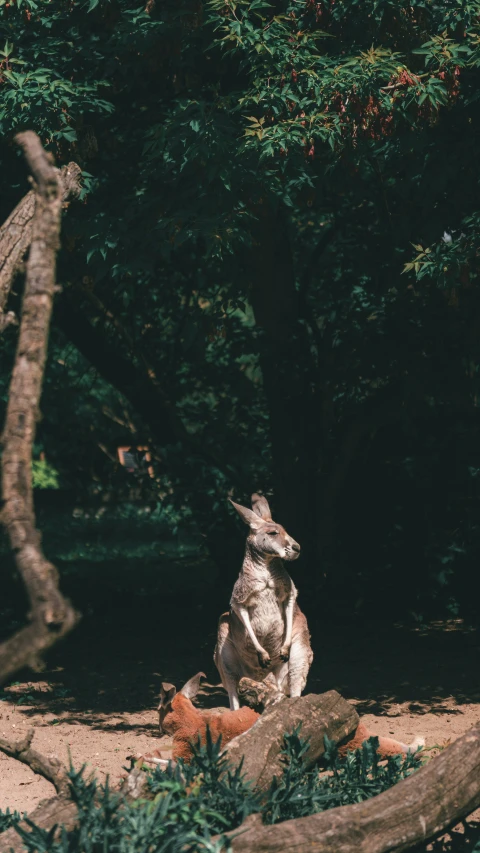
[{"left": 1, "top": 615, "right": 480, "bottom": 847}]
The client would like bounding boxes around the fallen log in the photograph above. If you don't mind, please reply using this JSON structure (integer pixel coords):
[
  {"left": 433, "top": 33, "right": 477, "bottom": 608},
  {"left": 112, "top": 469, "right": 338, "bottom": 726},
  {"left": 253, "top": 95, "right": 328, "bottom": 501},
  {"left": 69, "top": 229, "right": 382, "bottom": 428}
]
[
  {"left": 238, "top": 677, "right": 425, "bottom": 760},
  {"left": 220, "top": 722, "right": 480, "bottom": 853},
  {"left": 3, "top": 704, "right": 480, "bottom": 853},
  {"left": 223, "top": 689, "right": 359, "bottom": 790}
]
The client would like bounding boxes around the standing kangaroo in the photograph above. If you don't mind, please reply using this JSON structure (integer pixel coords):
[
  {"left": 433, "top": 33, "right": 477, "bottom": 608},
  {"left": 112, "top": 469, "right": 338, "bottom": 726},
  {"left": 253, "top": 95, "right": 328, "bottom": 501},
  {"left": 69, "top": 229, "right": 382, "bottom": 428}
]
[{"left": 214, "top": 493, "right": 313, "bottom": 710}]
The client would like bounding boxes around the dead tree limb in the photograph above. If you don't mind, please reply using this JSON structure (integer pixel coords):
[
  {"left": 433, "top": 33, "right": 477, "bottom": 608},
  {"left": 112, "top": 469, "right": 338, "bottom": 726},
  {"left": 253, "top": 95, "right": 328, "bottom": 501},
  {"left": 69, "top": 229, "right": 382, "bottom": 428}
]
[
  {"left": 0, "top": 131, "right": 79, "bottom": 685},
  {"left": 0, "top": 160, "right": 81, "bottom": 322},
  {"left": 0, "top": 728, "right": 70, "bottom": 797},
  {"left": 221, "top": 723, "right": 480, "bottom": 853},
  {"left": 223, "top": 690, "right": 359, "bottom": 791}
]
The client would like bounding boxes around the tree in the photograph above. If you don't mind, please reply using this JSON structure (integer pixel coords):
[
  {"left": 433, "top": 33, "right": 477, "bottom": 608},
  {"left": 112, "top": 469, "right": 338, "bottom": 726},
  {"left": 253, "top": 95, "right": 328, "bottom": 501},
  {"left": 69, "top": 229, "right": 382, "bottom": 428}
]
[
  {"left": 1, "top": 0, "right": 480, "bottom": 616},
  {"left": 0, "top": 132, "right": 78, "bottom": 685}
]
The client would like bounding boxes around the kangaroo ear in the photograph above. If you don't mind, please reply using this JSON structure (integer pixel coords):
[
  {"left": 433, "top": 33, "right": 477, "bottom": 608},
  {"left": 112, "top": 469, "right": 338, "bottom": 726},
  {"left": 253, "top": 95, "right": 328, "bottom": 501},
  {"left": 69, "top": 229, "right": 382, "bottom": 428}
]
[
  {"left": 251, "top": 493, "right": 272, "bottom": 521},
  {"left": 159, "top": 682, "right": 176, "bottom": 708},
  {"left": 229, "top": 499, "right": 264, "bottom": 530},
  {"left": 180, "top": 672, "right": 206, "bottom": 701}
]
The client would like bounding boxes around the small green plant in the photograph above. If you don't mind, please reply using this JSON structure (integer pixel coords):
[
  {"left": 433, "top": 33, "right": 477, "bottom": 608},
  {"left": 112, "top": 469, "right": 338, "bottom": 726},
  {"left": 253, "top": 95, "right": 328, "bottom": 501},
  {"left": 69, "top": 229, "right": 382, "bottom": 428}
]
[
  {"left": 0, "top": 808, "right": 22, "bottom": 833},
  {"left": 147, "top": 727, "right": 261, "bottom": 834},
  {"left": 264, "top": 728, "right": 419, "bottom": 824},
  {"left": 32, "top": 458, "right": 60, "bottom": 490}
]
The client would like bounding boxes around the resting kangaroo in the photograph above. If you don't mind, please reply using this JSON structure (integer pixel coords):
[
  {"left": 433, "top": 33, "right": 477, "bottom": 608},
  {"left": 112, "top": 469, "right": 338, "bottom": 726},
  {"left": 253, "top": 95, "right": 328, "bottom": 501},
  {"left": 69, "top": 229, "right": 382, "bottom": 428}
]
[
  {"left": 214, "top": 493, "right": 313, "bottom": 710},
  {"left": 150, "top": 673, "right": 424, "bottom": 765}
]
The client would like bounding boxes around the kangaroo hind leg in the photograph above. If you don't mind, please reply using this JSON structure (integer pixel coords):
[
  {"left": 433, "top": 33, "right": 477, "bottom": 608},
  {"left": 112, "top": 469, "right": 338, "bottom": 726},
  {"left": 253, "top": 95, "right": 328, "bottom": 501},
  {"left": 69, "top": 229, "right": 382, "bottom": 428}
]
[
  {"left": 287, "top": 634, "right": 313, "bottom": 698},
  {"left": 214, "top": 614, "right": 242, "bottom": 711}
]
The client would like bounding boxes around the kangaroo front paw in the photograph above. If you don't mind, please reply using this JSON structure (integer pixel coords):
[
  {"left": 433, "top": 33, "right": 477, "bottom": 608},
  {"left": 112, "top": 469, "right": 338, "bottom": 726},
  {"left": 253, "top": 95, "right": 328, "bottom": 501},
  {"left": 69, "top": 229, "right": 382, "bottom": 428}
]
[
  {"left": 257, "top": 650, "right": 271, "bottom": 669},
  {"left": 279, "top": 646, "right": 290, "bottom": 662}
]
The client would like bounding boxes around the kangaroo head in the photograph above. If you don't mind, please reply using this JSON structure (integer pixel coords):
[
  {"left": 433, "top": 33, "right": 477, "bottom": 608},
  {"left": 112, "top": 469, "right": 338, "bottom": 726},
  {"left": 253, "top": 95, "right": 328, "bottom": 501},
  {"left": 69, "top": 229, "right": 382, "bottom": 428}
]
[
  {"left": 158, "top": 672, "right": 206, "bottom": 734},
  {"left": 229, "top": 493, "right": 301, "bottom": 562}
]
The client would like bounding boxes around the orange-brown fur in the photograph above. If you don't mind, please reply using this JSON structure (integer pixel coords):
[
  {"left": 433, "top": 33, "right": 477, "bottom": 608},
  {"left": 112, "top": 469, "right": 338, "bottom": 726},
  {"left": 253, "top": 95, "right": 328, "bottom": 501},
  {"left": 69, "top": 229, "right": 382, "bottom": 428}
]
[
  {"left": 164, "top": 692, "right": 260, "bottom": 762},
  {"left": 337, "top": 721, "right": 410, "bottom": 759},
  {"left": 162, "top": 693, "right": 412, "bottom": 764}
]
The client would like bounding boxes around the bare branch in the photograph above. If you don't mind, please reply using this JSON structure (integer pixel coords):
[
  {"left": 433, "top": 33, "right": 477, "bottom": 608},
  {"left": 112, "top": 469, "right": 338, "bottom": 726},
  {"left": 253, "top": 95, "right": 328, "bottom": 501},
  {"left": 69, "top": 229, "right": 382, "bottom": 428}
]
[
  {"left": 0, "top": 159, "right": 81, "bottom": 323},
  {"left": 0, "top": 131, "right": 79, "bottom": 685},
  {"left": 0, "top": 728, "right": 70, "bottom": 797}
]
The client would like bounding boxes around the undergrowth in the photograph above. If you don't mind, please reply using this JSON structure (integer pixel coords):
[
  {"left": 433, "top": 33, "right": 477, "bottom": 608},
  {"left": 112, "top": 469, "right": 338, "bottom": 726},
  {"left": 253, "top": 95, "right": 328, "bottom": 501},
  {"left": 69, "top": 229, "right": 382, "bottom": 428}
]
[
  {"left": 0, "top": 808, "right": 22, "bottom": 833},
  {"left": 0, "top": 730, "right": 420, "bottom": 852}
]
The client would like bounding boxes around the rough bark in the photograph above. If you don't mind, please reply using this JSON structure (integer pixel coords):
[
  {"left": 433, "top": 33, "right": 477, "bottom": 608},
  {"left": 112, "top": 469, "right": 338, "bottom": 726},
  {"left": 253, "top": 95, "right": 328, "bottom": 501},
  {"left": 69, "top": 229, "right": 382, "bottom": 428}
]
[
  {"left": 3, "top": 700, "right": 480, "bottom": 853},
  {"left": 0, "top": 160, "right": 81, "bottom": 319},
  {"left": 0, "top": 132, "right": 78, "bottom": 685},
  {"left": 238, "top": 675, "right": 284, "bottom": 712},
  {"left": 221, "top": 723, "right": 480, "bottom": 853},
  {"left": 223, "top": 690, "right": 359, "bottom": 790}
]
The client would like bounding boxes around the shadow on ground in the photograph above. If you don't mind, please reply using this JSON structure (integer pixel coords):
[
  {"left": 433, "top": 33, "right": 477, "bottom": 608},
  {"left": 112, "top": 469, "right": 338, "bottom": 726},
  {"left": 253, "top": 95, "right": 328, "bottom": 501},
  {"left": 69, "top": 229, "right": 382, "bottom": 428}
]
[{"left": 2, "top": 594, "right": 480, "bottom": 729}]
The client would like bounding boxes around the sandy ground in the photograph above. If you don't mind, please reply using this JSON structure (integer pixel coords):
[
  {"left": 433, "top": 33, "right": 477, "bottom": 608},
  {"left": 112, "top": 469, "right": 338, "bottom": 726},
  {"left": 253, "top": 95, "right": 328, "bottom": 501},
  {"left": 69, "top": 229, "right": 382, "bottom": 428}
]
[
  {"left": 1, "top": 616, "right": 480, "bottom": 850},
  {"left": 0, "top": 695, "right": 160, "bottom": 812},
  {"left": 1, "top": 689, "right": 478, "bottom": 814}
]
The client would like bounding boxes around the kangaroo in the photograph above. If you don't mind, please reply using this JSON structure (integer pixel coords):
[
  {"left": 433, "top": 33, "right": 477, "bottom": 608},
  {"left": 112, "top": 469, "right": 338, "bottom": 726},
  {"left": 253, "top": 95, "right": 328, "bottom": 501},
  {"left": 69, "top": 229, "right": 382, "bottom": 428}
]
[
  {"left": 214, "top": 493, "right": 313, "bottom": 711},
  {"left": 157, "top": 672, "right": 259, "bottom": 762},
  {"left": 148, "top": 672, "right": 424, "bottom": 766}
]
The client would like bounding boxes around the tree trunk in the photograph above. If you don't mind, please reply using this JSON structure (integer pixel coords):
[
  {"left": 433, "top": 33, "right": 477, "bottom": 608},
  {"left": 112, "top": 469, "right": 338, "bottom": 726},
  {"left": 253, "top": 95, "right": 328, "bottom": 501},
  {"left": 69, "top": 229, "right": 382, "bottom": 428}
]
[
  {"left": 248, "top": 205, "right": 318, "bottom": 572},
  {"left": 0, "top": 133, "right": 78, "bottom": 685}
]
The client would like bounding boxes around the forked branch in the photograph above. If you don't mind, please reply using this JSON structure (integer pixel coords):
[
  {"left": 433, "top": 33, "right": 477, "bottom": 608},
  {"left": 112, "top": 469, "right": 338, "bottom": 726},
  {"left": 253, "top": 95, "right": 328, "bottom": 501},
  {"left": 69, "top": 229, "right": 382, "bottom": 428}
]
[
  {"left": 0, "top": 728, "right": 70, "bottom": 798},
  {"left": 0, "top": 131, "right": 79, "bottom": 685},
  {"left": 0, "top": 159, "right": 81, "bottom": 321}
]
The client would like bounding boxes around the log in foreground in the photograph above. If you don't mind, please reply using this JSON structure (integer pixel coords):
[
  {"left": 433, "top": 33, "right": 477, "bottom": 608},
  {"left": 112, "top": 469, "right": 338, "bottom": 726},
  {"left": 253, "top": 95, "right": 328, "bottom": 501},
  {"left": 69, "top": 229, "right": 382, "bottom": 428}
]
[
  {"left": 0, "top": 132, "right": 79, "bottom": 685},
  {"left": 3, "top": 700, "right": 480, "bottom": 853},
  {"left": 223, "top": 690, "right": 359, "bottom": 791},
  {"left": 221, "top": 722, "right": 480, "bottom": 853}
]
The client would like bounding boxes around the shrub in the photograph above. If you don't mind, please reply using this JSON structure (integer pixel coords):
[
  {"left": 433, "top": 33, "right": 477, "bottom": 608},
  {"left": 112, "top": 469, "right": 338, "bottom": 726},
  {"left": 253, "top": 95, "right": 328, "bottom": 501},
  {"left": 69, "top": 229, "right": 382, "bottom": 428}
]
[
  {"left": 3, "top": 730, "right": 420, "bottom": 852},
  {"left": 0, "top": 807, "right": 22, "bottom": 833}
]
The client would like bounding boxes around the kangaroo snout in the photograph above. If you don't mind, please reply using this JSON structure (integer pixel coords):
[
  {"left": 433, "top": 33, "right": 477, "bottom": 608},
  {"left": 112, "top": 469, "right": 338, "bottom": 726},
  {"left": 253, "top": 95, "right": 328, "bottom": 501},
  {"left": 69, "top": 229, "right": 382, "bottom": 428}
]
[{"left": 284, "top": 540, "right": 301, "bottom": 560}]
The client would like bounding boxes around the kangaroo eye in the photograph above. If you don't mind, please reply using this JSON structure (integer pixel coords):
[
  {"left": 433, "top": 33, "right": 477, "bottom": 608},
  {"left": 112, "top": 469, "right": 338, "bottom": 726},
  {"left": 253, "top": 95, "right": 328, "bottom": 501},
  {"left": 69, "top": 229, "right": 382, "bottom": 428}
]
[{"left": 268, "top": 530, "right": 278, "bottom": 536}]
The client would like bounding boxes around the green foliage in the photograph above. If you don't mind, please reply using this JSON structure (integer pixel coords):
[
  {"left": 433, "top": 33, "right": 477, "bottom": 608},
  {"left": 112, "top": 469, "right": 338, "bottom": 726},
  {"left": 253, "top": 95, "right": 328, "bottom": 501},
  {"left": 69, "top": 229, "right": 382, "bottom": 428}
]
[
  {"left": 0, "top": 807, "right": 22, "bottom": 833},
  {"left": 0, "top": 33, "right": 113, "bottom": 142},
  {"left": 2, "top": 0, "right": 480, "bottom": 618},
  {"left": 263, "top": 728, "right": 419, "bottom": 823},
  {"left": 4, "top": 730, "right": 420, "bottom": 851},
  {"left": 147, "top": 728, "right": 262, "bottom": 833},
  {"left": 32, "top": 458, "right": 60, "bottom": 490}
]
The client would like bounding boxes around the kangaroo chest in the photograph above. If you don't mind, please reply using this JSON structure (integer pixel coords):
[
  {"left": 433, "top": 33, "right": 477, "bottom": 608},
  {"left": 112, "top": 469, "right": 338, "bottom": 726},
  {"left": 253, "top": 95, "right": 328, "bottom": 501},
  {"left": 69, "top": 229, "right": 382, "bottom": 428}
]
[{"left": 232, "top": 562, "right": 293, "bottom": 641}]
